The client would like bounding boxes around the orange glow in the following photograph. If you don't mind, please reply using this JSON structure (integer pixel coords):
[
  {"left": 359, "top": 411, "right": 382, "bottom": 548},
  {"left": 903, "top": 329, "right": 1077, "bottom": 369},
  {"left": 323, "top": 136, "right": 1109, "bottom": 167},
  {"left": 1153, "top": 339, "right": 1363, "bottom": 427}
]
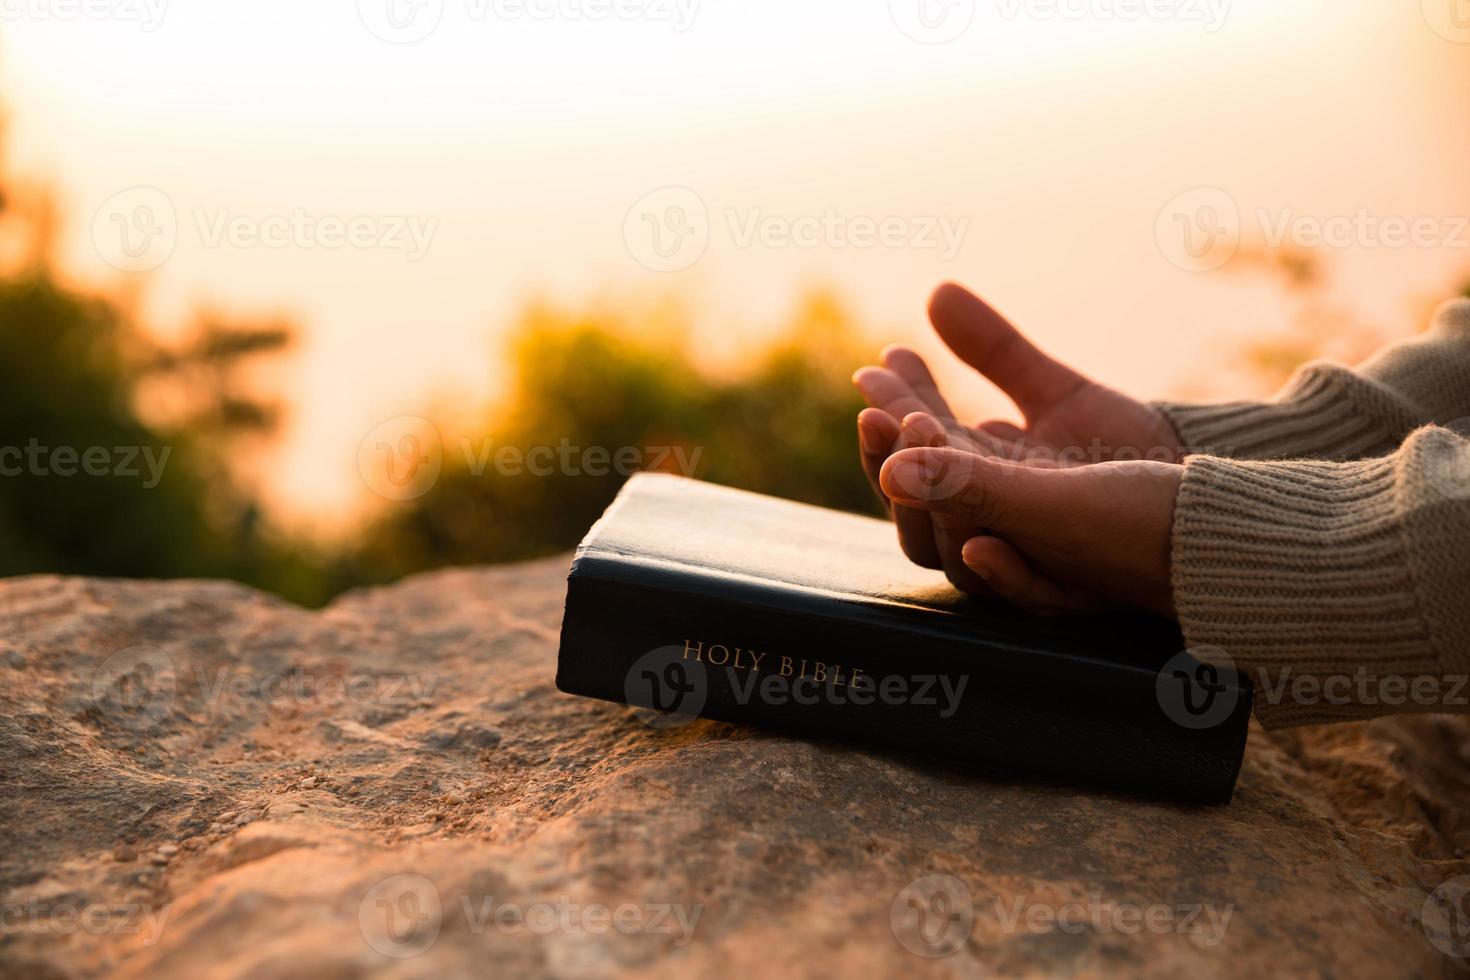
[{"left": 3, "top": 0, "right": 1468, "bottom": 533}]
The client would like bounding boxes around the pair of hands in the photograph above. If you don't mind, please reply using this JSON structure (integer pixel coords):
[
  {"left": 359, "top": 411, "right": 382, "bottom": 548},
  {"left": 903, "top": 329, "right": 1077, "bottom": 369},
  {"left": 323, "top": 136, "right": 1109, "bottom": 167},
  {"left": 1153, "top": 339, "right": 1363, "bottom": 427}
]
[{"left": 853, "top": 283, "right": 1185, "bottom": 616}]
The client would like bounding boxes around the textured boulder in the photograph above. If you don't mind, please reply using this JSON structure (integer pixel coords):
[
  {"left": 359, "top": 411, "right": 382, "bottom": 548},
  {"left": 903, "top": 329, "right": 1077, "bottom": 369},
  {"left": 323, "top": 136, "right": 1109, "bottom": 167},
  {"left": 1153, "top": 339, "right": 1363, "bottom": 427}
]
[{"left": 1, "top": 559, "right": 1468, "bottom": 978}]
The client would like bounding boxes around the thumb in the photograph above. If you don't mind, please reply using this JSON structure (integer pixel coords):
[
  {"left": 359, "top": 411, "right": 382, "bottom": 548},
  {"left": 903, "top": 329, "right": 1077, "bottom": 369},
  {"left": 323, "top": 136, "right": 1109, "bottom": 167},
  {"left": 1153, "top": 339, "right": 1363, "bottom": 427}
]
[
  {"left": 927, "top": 282, "right": 1088, "bottom": 420},
  {"left": 879, "top": 446, "right": 1071, "bottom": 534},
  {"left": 881, "top": 446, "right": 1182, "bottom": 614}
]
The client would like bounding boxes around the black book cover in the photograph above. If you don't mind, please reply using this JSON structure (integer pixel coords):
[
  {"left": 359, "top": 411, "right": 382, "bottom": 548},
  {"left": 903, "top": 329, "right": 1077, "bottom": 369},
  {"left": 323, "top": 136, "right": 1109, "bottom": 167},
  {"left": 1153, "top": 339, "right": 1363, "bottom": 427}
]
[{"left": 556, "top": 473, "right": 1252, "bottom": 803}]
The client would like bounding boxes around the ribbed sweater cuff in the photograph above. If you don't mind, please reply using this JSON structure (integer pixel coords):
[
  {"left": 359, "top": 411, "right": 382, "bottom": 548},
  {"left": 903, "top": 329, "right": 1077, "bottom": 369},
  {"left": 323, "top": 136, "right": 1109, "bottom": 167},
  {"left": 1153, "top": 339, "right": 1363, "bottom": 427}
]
[
  {"left": 1155, "top": 365, "right": 1408, "bottom": 462},
  {"left": 1171, "top": 454, "right": 1439, "bottom": 728}
]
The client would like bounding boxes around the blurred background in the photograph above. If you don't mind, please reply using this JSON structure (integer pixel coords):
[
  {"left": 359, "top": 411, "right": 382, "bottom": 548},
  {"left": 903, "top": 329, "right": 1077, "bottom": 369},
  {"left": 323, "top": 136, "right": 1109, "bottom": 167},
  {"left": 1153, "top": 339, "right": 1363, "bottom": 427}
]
[{"left": 0, "top": 0, "right": 1467, "bottom": 605}]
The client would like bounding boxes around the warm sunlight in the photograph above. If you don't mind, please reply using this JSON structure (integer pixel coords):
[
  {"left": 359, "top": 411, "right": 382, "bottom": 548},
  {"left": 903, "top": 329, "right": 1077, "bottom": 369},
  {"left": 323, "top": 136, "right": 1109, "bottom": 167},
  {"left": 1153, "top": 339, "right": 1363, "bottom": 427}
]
[
  {"left": 4, "top": 1, "right": 1468, "bottom": 527},
  {"left": 7, "top": 5, "right": 1470, "bottom": 977}
]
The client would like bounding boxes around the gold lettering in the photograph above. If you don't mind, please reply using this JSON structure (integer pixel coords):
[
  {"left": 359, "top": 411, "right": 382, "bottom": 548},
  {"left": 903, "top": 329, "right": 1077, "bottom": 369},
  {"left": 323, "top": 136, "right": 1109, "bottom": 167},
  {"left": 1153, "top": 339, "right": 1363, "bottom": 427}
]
[
  {"left": 750, "top": 651, "right": 766, "bottom": 671},
  {"left": 812, "top": 662, "right": 827, "bottom": 683},
  {"left": 732, "top": 647, "right": 747, "bottom": 669},
  {"left": 780, "top": 656, "right": 794, "bottom": 676},
  {"left": 683, "top": 639, "right": 704, "bottom": 662},
  {"left": 832, "top": 665, "right": 845, "bottom": 686},
  {"left": 708, "top": 644, "right": 731, "bottom": 666}
]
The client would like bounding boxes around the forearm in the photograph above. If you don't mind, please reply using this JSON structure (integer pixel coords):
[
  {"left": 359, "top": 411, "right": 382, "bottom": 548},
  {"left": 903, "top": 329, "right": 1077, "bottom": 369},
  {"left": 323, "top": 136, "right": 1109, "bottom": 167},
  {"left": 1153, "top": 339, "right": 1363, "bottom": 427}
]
[
  {"left": 1156, "top": 299, "right": 1470, "bottom": 462},
  {"left": 1170, "top": 425, "right": 1470, "bottom": 727}
]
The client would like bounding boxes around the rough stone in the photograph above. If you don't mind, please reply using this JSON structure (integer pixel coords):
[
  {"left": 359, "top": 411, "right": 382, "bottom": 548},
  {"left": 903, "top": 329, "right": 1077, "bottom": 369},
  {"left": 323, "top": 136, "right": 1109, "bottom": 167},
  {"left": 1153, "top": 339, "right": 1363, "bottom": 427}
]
[{"left": 1, "top": 558, "right": 1467, "bottom": 978}]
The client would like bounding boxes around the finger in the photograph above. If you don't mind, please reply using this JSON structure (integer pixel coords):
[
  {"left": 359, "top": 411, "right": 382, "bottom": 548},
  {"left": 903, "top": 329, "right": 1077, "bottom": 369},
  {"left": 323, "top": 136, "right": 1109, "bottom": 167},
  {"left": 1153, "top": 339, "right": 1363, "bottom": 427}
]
[
  {"left": 960, "top": 536, "right": 1101, "bottom": 614},
  {"left": 969, "top": 420, "right": 1046, "bottom": 467},
  {"left": 859, "top": 411, "right": 947, "bottom": 570},
  {"left": 899, "top": 411, "right": 950, "bottom": 449},
  {"left": 883, "top": 448, "right": 1182, "bottom": 613},
  {"left": 852, "top": 366, "right": 932, "bottom": 422},
  {"left": 891, "top": 421, "right": 944, "bottom": 569},
  {"left": 902, "top": 410, "right": 1000, "bottom": 457},
  {"left": 880, "top": 446, "right": 1056, "bottom": 531},
  {"left": 898, "top": 412, "right": 1003, "bottom": 597},
  {"left": 857, "top": 408, "right": 902, "bottom": 511},
  {"left": 939, "top": 531, "right": 996, "bottom": 597},
  {"left": 971, "top": 420, "right": 1081, "bottom": 469},
  {"left": 977, "top": 419, "right": 1026, "bottom": 442},
  {"left": 880, "top": 345, "right": 956, "bottom": 420},
  {"left": 927, "top": 282, "right": 1089, "bottom": 420}
]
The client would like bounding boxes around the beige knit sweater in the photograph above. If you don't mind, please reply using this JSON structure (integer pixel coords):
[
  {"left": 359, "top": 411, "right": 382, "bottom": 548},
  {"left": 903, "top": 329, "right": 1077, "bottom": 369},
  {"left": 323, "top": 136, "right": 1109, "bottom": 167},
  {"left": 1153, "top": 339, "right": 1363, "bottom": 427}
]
[{"left": 1157, "top": 298, "right": 1470, "bottom": 728}]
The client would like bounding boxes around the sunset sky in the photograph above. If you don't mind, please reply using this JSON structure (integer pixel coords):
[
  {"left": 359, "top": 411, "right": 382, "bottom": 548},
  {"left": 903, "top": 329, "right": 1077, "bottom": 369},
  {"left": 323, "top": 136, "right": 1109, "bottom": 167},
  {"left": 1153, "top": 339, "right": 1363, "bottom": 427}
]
[{"left": 4, "top": 0, "right": 1468, "bottom": 531}]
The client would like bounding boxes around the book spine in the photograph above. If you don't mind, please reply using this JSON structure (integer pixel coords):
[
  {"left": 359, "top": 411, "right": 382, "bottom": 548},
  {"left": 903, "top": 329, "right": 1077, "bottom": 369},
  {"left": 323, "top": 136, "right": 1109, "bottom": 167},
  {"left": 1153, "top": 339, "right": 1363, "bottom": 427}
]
[{"left": 556, "top": 562, "right": 1250, "bottom": 804}]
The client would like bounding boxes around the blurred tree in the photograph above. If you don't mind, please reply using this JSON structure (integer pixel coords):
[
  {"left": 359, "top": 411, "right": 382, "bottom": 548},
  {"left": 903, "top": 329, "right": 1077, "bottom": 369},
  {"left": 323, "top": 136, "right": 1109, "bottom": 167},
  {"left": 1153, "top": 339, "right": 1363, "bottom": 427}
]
[
  {"left": 0, "top": 141, "right": 333, "bottom": 602},
  {"left": 0, "top": 269, "right": 335, "bottom": 601},
  {"left": 9, "top": 95, "right": 1460, "bottom": 604},
  {"left": 345, "top": 291, "right": 875, "bottom": 584},
  {"left": 0, "top": 120, "right": 879, "bottom": 604},
  {"left": 1224, "top": 251, "right": 1470, "bottom": 394}
]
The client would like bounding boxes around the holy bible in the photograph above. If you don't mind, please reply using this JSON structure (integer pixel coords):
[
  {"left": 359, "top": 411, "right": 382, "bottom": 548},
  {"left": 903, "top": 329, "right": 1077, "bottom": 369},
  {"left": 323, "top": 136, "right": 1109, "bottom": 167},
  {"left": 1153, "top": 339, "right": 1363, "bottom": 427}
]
[{"left": 556, "top": 473, "right": 1252, "bottom": 803}]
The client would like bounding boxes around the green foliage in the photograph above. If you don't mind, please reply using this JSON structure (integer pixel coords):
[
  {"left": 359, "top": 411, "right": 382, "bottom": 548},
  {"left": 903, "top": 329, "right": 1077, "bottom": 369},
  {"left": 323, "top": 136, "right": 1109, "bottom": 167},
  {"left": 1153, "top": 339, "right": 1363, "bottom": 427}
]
[
  {"left": 9, "top": 160, "right": 1466, "bottom": 608},
  {"left": 0, "top": 194, "right": 876, "bottom": 606},
  {"left": 346, "top": 292, "right": 876, "bottom": 584},
  {"left": 0, "top": 268, "right": 335, "bottom": 602}
]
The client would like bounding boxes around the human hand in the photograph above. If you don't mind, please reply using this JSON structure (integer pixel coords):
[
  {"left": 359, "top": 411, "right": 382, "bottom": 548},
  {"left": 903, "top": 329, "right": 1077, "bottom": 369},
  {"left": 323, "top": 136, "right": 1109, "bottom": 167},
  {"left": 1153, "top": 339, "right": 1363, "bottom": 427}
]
[
  {"left": 853, "top": 282, "right": 1183, "bottom": 581},
  {"left": 854, "top": 281, "right": 1182, "bottom": 469},
  {"left": 880, "top": 446, "right": 1183, "bottom": 616}
]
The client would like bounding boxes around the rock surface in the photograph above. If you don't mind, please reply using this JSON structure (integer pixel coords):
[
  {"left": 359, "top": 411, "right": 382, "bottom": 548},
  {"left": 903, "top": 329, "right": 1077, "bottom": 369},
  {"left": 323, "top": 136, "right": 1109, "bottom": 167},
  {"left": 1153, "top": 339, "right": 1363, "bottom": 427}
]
[{"left": 1, "top": 558, "right": 1468, "bottom": 978}]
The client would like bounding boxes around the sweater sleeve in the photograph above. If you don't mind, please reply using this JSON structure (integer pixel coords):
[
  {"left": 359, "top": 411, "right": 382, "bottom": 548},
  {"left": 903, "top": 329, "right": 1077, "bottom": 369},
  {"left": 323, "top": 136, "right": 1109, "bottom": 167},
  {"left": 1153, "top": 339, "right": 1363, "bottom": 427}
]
[
  {"left": 1155, "top": 299, "right": 1470, "bottom": 461},
  {"left": 1170, "top": 425, "right": 1470, "bottom": 728}
]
